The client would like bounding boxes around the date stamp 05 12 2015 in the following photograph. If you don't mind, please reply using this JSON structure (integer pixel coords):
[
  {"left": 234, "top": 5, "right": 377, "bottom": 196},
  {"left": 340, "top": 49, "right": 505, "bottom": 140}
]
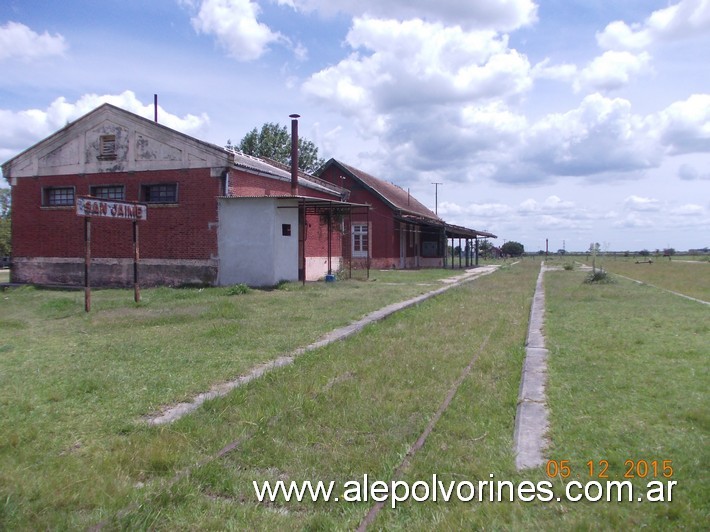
[
  {"left": 545, "top": 459, "right": 674, "bottom": 480},
  {"left": 544, "top": 459, "right": 677, "bottom": 503}
]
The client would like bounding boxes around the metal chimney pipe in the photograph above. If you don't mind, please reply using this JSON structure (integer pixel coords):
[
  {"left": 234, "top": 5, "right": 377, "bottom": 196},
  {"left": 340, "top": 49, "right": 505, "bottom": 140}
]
[
  {"left": 154, "top": 94, "right": 158, "bottom": 123},
  {"left": 289, "top": 114, "right": 300, "bottom": 196}
]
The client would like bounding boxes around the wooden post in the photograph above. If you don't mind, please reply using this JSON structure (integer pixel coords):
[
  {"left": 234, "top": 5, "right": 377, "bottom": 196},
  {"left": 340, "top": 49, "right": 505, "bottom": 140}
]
[
  {"left": 133, "top": 220, "right": 140, "bottom": 303},
  {"left": 84, "top": 216, "right": 91, "bottom": 312}
]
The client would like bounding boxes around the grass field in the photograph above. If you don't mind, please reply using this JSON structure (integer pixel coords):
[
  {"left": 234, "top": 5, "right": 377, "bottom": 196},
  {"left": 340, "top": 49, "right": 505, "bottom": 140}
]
[
  {"left": 594, "top": 256, "right": 710, "bottom": 302},
  {"left": 0, "top": 261, "right": 707, "bottom": 529}
]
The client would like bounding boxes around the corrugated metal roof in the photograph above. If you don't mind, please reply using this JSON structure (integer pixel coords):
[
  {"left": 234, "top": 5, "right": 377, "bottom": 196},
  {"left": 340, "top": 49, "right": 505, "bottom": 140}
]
[
  {"left": 217, "top": 194, "right": 370, "bottom": 209},
  {"left": 229, "top": 152, "right": 344, "bottom": 196},
  {"left": 445, "top": 223, "right": 497, "bottom": 239},
  {"left": 230, "top": 151, "right": 290, "bottom": 180},
  {"left": 319, "top": 159, "right": 497, "bottom": 239},
  {"left": 324, "top": 159, "right": 441, "bottom": 222}
]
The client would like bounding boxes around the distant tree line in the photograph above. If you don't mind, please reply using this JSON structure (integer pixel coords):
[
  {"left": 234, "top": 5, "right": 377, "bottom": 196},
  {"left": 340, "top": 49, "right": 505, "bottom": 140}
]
[{"left": 0, "top": 189, "right": 10, "bottom": 257}]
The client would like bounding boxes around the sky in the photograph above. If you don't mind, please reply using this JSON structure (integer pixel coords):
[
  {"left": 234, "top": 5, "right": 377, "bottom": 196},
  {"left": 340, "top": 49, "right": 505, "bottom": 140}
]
[{"left": 1, "top": 0, "right": 709, "bottom": 252}]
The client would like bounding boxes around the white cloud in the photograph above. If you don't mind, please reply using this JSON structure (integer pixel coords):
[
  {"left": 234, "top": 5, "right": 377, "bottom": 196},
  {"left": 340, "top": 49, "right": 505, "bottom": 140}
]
[
  {"left": 0, "top": 91, "right": 209, "bottom": 159},
  {"left": 0, "top": 21, "right": 67, "bottom": 61},
  {"left": 597, "top": 0, "right": 710, "bottom": 51},
  {"left": 678, "top": 163, "right": 710, "bottom": 180},
  {"left": 303, "top": 16, "right": 534, "bottom": 167},
  {"left": 532, "top": 59, "right": 577, "bottom": 82},
  {"left": 438, "top": 201, "right": 513, "bottom": 218},
  {"left": 510, "top": 93, "right": 660, "bottom": 179},
  {"left": 437, "top": 201, "right": 463, "bottom": 215},
  {"left": 305, "top": 17, "right": 533, "bottom": 114},
  {"left": 189, "top": 0, "right": 283, "bottom": 61},
  {"left": 624, "top": 195, "right": 661, "bottom": 212},
  {"left": 654, "top": 94, "right": 710, "bottom": 154},
  {"left": 671, "top": 203, "right": 704, "bottom": 215},
  {"left": 574, "top": 51, "right": 652, "bottom": 93},
  {"left": 534, "top": 213, "right": 591, "bottom": 230},
  {"left": 288, "top": 0, "right": 538, "bottom": 31},
  {"left": 518, "top": 196, "right": 575, "bottom": 213},
  {"left": 613, "top": 212, "right": 654, "bottom": 228}
]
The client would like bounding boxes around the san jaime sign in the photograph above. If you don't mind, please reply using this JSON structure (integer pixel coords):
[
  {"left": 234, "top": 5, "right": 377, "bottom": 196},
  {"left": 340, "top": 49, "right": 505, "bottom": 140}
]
[
  {"left": 75, "top": 197, "right": 148, "bottom": 312},
  {"left": 76, "top": 197, "right": 147, "bottom": 220}
]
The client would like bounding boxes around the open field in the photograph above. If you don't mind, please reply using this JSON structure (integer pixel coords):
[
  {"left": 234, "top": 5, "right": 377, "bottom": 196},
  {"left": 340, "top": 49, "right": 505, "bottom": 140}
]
[
  {"left": 0, "top": 261, "right": 707, "bottom": 529},
  {"left": 591, "top": 256, "right": 710, "bottom": 302}
]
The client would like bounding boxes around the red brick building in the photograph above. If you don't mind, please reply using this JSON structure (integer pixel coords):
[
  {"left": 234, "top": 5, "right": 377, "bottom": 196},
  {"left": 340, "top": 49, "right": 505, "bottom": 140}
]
[
  {"left": 2, "top": 104, "right": 494, "bottom": 287},
  {"left": 317, "top": 159, "right": 495, "bottom": 269},
  {"left": 2, "top": 104, "right": 354, "bottom": 286}
]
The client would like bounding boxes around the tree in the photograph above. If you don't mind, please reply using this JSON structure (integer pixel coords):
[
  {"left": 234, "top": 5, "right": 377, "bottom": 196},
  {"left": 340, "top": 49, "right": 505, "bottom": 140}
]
[
  {"left": 232, "top": 122, "right": 325, "bottom": 174},
  {"left": 0, "top": 188, "right": 11, "bottom": 257},
  {"left": 501, "top": 241, "right": 524, "bottom": 257},
  {"left": 478, "top": 239, "right": 493, "bottom": 258}
]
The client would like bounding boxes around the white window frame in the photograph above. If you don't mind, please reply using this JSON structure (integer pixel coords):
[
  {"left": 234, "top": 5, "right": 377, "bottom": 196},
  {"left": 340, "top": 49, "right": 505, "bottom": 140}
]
[{"left": 352, "top": 223, "right": 369, "bottom": 258}]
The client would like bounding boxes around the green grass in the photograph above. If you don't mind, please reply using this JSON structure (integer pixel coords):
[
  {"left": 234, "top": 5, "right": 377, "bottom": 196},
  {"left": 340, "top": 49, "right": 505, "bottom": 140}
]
[
  {"left": 0, "top": 261, "right": 707, "bottom": 529},
  {"left": 90, "top": 259, "right": 540, "bottom": 530},
  {"left": 0, "top": 268, "right": 467, "bottom": 528},
  {"left": 541, "top": 269, "right": 708, "bottom": 528},
  {"left": 578, "top": 255, "right": 710, "bottom": 302}
]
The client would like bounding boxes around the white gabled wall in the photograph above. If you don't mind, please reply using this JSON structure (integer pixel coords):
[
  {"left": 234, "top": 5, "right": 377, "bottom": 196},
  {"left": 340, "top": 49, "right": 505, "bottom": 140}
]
[
  {"left": 3, "top": 104, "right": 229, "bottom": 178},
  {"left": 217, "top": 197, "right": 298, "bottom": 286}
]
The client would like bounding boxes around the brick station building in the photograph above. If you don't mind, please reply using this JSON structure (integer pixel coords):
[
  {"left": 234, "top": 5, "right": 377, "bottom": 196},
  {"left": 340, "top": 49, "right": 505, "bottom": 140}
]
[
  {"left": 1, "top": 104, "right": 360, "bottom": 287},
  {"left": 2, "top": 103, "right": 494, "bottom": 287}
]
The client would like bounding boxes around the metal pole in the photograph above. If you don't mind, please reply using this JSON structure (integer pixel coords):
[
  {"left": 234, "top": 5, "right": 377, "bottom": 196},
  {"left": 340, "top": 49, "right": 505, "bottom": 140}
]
[
  {"left": 366, "top": 207, "right": 370, "bottom": 280},
  {"left": 327, "top": 206, "right": 332, "bottom": 275},
  {"left": 133, "top": 220, "right": 140, "bottom": 303},
  {"left": 451, "top": 237, "right": 454, "bottom": 269},
  {"left": 300, "top": 199, "right": 305, "bottom": 286},
  {"left": 458, "top": 237, "right": 462, "bottom": 269},
  {"left": 431, "top": 182, "right": 442, "bottom": 215},
  {"left": 84, "top": 216, "right": 91, "bottom": 312}
]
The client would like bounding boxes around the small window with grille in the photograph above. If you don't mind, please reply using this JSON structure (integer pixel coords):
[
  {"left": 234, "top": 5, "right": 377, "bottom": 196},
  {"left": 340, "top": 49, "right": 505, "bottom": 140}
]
[
  {"left": 141, "top": 183, "right": 178, "bottom": 204},
  {"left": 90, "top": 185, "right": 125, "bottom": 200},
  {"left": 43, "top": 186, "right": 75, "bottom": 207}
]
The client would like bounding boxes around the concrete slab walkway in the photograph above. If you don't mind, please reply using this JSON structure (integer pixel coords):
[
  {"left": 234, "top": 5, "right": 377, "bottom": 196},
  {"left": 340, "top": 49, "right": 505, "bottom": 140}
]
[
  {"left": 513, "top": 262, "right": 551, "bottom": 470},
  {"left": 145, "top": 266, "right": 499, "bottom": 425}
]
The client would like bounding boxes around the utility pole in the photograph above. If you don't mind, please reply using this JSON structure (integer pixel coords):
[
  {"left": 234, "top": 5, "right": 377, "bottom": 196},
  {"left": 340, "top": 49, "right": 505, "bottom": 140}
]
[{"left": 431, "top": 182, "right": 443, "bottom": 215}]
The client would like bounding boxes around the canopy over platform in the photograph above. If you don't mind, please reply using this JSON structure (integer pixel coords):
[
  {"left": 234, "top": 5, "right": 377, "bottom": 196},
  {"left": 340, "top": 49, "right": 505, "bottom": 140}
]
[
  {"left": 443, "top": 223, "right": 497, "bottom": 269},
  {"left": 445, "top": 223, "right": 497, "bottom": 240}
]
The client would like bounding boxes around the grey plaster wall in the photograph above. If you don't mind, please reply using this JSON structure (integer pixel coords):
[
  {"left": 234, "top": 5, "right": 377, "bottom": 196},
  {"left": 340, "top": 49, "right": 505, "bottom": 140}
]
[{"left": 217, "top": 197, "right": 298, "bottom": 286}]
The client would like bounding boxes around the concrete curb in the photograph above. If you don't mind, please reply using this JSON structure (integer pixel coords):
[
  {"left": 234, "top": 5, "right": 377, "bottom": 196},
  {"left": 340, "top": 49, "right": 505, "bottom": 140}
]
[
  {"left": 514, "top": 262, "right": 550, "bottom": 470},
  {"left": 146, "top": 266, "right": 499, "bottom": 425}
]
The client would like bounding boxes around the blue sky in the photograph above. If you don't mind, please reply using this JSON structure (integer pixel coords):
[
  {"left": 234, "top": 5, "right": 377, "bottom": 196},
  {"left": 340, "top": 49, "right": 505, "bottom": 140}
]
[{"left": 1, "top": 0, "right": 709, "bottom": 252}]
